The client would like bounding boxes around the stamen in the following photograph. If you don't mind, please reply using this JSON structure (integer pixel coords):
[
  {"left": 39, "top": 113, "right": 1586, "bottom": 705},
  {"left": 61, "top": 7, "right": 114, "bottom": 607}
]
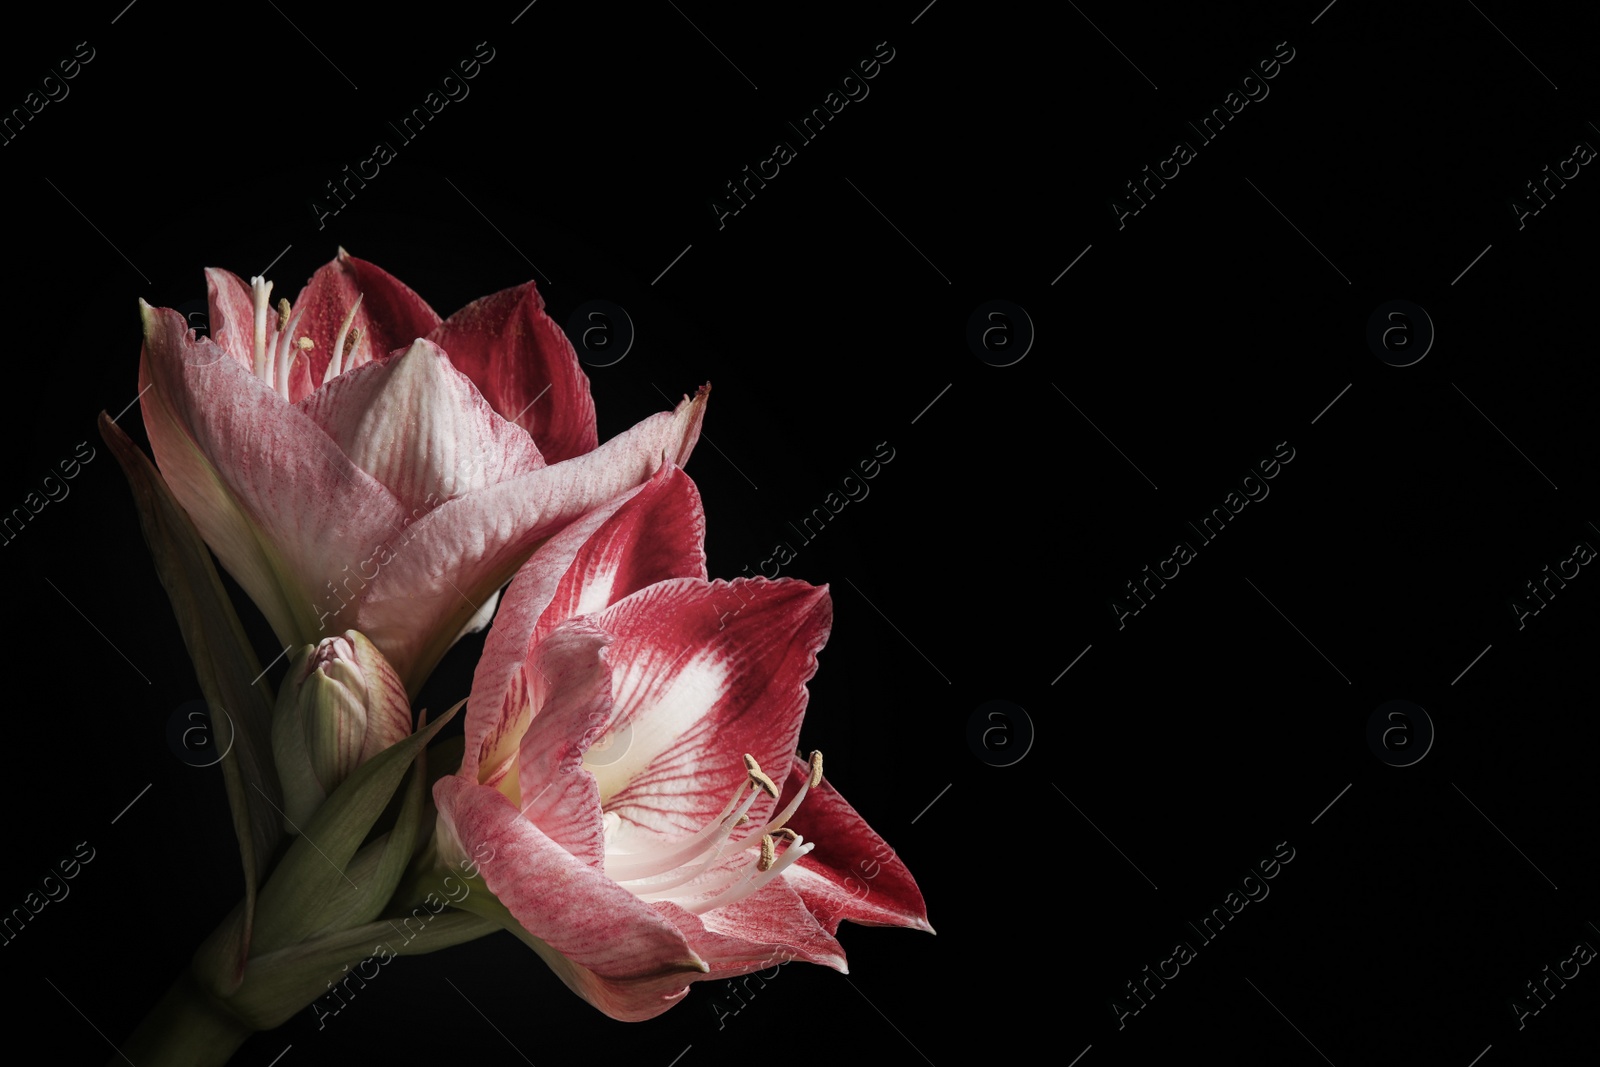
[
  {"left": 274, "top": 306, "right": 308, "bottom": 399},
  {"left": 249, "top": 276, "right": 274, "bottom": 380},
  {"left": 605, "top": 751, "right": 831, "bottom": 914},
  {"left": 685, "top": 839, "right": 815, "bottom": 915},
  {"left": 325, "top": 293, "right": 364, "bottom": 384},
  {"left": 607, "top": 778, "right": 763, "bottom": 881},
  {"left": 764, "top": 782, "right": 807, "bottom": 833}
]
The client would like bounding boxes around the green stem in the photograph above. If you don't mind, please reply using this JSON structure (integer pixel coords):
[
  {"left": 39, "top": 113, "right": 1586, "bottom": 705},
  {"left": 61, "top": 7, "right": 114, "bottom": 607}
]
[{"left": 116, "top": 967, "right": 255, "bottom": 1067}]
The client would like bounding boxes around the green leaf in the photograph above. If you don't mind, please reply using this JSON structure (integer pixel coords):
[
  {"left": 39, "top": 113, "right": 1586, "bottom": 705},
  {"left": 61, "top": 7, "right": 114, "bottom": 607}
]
[
  {"left": 298, "top": 719, "right": 432, "bottom": 940},
  {"left": 226, "top": 910, "right": 499, "bottom": 1030},
  {"left": 249, "top": 704, "right": 459, "bottom": 955},
  {"left": 99, "top": 412, "right": 282, "bottom": 996}
]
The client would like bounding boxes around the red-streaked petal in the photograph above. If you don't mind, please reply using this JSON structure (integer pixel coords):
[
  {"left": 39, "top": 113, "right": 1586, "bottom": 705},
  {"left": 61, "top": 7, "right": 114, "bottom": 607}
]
[
  {"left": 298, "top": 337, "right": 545, "bottom": 513},
  {"left": 665, "top": 878, "right": 847, "bottom": 973},
  {"left": 427, "top": 281, "right": 598, "bottom": 463},
  {"left": 587, "top": 577, "right": 831, "bottom": 844},
  {"left": 508, "top": 941, "right": 695, "bottom": 1022},
  {"left": 505, "top": 881, "right": 844, "bottom": 1023},
  {"left": 531, "top": 465, "right": 708, "bottom": 645},
  {"left": 356, "top": 387, "right": 709, "bottom": 694},
  {"left": 286, "top": 250, "right": 442, "bottom": 394},
  {"left": 464, "top": 464, "right": 707, "bottom": 780},
  {"left": 137, "top": 301, "right": 410, "bottom": 646},
  {"left": 505, "top": 620, "right": 615, "bottom": 868},
  {"left": 778, "top": 755, "right": 933, "bottom": 934},
  {"left": 433, "top": 776, "right": 704, "bottom": 981}
]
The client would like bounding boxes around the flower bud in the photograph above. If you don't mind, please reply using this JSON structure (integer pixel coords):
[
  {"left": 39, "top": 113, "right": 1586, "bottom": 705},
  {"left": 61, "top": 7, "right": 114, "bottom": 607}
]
[{"left": 271, "top": 630, "right": 412, "bottom": 831}]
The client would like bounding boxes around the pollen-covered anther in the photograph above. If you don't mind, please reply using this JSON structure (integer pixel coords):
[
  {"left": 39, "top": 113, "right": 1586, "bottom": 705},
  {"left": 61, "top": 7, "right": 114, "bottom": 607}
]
[
  {"left": 297, "top": 337, "right": 314, "bottom": 350},
  {"left": 344, "top": 327, "right": 362, "bottom": 359},
  {"left": 276, "top": 297, "right": 291, "bottom": 331},
  {"left": 748, "top": 768, "right": 779, "bottom": 799},
  {"left": 743, "top": 753, "right": 763, "bottom": 775},
  {"left": 772, "top": 827, "right": 799, "bottom": 844},
  {"left": 758, "top": 834, "right": 776, "bottom": 872},
  {"left": 735, "top": 814, "right": 749, "bottom": 825},
  {"left": 808, "top": 750, "right": 824, "bottom": 787}
]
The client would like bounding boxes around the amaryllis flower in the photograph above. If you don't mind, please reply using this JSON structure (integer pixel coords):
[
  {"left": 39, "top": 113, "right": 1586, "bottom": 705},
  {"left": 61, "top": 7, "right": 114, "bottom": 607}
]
[
  {"left": 138, "top": 250, "right": 706, "bottom": 694},
  {"left": 433, "top": 465, "right": 931, "bottom": 1021}
]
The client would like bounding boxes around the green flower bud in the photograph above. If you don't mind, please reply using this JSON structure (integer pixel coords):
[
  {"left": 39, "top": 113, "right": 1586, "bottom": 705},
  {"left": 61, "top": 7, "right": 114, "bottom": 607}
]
[{"left": 272, "top": 631, "right": 411, "bottom": 831}]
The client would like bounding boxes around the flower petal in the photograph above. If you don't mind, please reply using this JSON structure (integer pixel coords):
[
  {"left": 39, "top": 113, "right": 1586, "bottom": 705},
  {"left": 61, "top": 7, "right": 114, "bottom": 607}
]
[
  {"left": 503, "top": 619, "right": 615, "bottom": 868},
  {"left": 297, "top": 337, "right": 545, "bottom": 513},
  {"left": 427, "top": 281, "right": 598, "bottom": 463},
  {"left": 357, "top": 386, "right": 709, "bottom": 695},
  {"left": 286, "top": 249, "right": 442, "bottom": 395},
  {"left": 664, "top": 878, "right": 847, "bottom": 973},
  {"left": 503, "top": 880, "right": 844, "bottom": 1023},
  {"left": 777, "top": 755, "right": 934, "bottom": 935},
  {"left": 464, "top": 463, "right": 707, "bottom": 782},
  {"left": 433, "top": 775, "right": 705, "bottom": 982},
  {"left": 203, "top": 268, "right": 259, "bottom": 370},
  {"left": 137, "top": 301, "right": 409, "bottom": 647},
  {"left": 587, "top": 577, "right": 831, "bottom": 844}
]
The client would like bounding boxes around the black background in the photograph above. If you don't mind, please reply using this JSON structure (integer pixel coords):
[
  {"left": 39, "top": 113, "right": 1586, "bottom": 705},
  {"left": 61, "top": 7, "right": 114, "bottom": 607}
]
[{"left": 6, "top": 1, "right": 1599, "bottom": 1064}]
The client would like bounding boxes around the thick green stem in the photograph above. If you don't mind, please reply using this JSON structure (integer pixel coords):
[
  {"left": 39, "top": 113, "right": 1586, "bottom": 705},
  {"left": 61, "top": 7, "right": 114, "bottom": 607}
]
[{"left": 116, "top": 967, "right": 255, "bottom": 1067}]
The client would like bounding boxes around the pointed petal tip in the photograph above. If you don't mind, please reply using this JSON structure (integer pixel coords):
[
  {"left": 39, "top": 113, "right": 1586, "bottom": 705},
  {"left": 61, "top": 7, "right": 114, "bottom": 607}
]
[{"left": 672, "top": 382, "right": 711, "bottom": 410}]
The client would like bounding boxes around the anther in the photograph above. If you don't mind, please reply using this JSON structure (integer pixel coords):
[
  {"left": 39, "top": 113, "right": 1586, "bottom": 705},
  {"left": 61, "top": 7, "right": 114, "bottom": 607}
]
[
  {"left": 277, "top": 298, "right": 291, "bottom": 331},
  {"left": 758, "top": 834, "right": 776, "bottom": 872},
  {"left": 808, "top": 750, "right": 824, "bottom": 787}
]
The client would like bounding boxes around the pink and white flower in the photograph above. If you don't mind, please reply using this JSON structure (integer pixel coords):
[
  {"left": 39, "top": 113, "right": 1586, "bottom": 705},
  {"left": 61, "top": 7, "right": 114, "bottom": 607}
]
[
  {"left": 138, "top": 250, "right": 706, "bottom": 693},
  {"left": 433, "top": 465, "right": 931, "bottom": 1020}
]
